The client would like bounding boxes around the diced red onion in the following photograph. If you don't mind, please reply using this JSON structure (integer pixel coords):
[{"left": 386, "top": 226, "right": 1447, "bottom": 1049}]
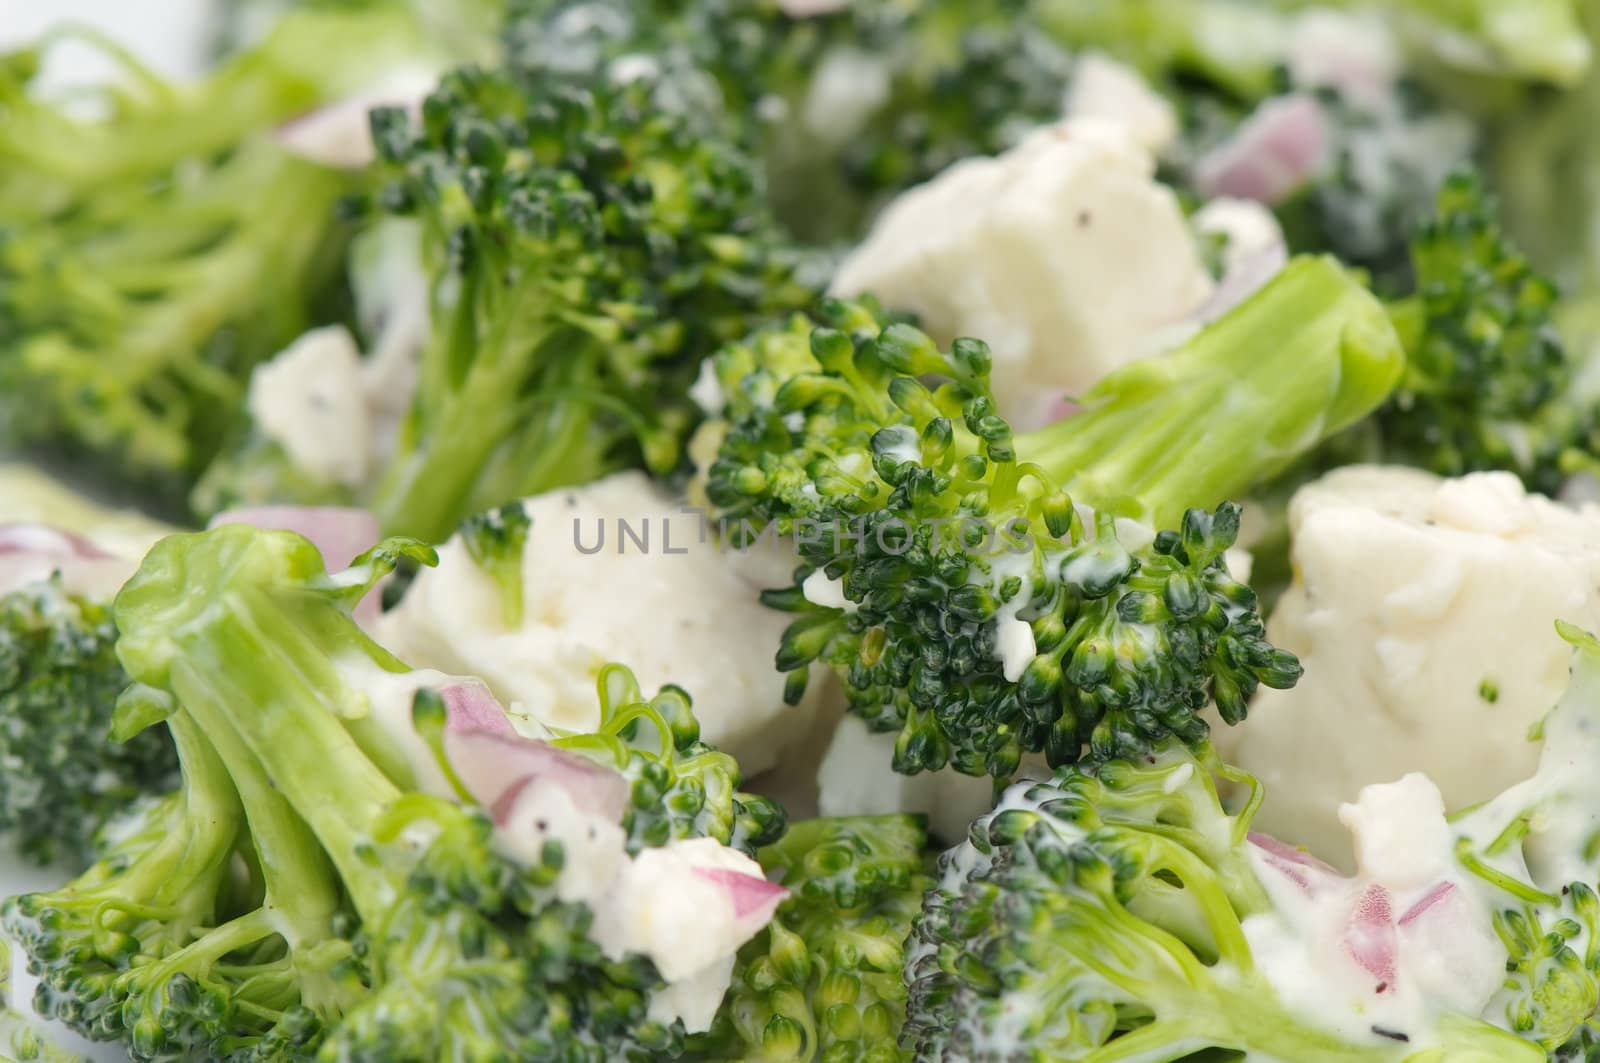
[
  {"left": 0, "top": 524, "right": 114, "bottom": 560},
  {"left": 438, "top": 679, "right": 516, "bottom": 736},
  {"left": 1195, "top": 95, "right": 1331, "bottom": 206},
  {"left": 693, "top": 865, "right": 790, "bottom": 929},
  {"left": 1343, "top": 882, "right": 1398, "bottom": 988},
  {"left": 209, "top": 506, "right": 384, "bottom": 623},
  {"left": 1248, "top": 831, "right": 1340, "bottom": 892},
  {"left": 445, "top": 728, "right": 630, "bottom": 825},
  {"left": 1398, "top": 882, "right": 1456, "bottom": 926}
]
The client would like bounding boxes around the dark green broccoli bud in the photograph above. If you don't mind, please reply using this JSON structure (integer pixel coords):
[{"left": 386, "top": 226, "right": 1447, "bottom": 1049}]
[
  {"left": 694, "top": 815, "right": 931, "bottom": 1063},
  {"left": 552, "top": 663, "right": 787, "bottom": 855},
  {"left": 1364, "top": 171, "right": 1600, "bottom": 493},
  {"left": 458, "top": 501, "right": 532, "bottom": 626},
  {"left": 275, "top": 64, "right": 815, "bottom": 543},
  {"left": 696, "top": 256, "right": 1403, "bottom": 777},
  {"left": 0, "top": 576, "right": 178, "bottom": 869},
  {"left": 902, "top": 741, "right": 1543, "bottom": 1061},
  {"left": 0, "top": 10, "right": 450, "bottom": 504}
]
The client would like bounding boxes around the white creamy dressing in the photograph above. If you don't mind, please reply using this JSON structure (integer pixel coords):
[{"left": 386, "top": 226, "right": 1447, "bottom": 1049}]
[
  {"left": 801, "top": 47, "right": 891, "bottom": 149},
  {"left": 1243, "top": 773, "right": 1505, "bottom": 1049},
  {"left": 874, "top": 424, "right": 921, "bottom": 466},
  {"left": 801, "top": 569, "right": 856, "bottom": 612},
  {"left": 376, "top": 472, "right": 830, "bottom": 777},
  {"left": 688, "top": 358, "right": 727, "bottom": 416},
  {"left": 985, "top": 552, "right": 1037, "bottom": 683},
  {"left": 1066, "top": 53, "right": 1178, "bottom": 154},
  {"left": 246, "top": 219, "right": 432, "bottom": 489},
  {"left": 814, "top": 714, "right": 1015, "bottom": 844},
  {"left": 340, "top": 654, "right": 780, "bottom": 1034},
  {"left": 1247, "top": 637, "right": 1600, "bottom": 1048}
]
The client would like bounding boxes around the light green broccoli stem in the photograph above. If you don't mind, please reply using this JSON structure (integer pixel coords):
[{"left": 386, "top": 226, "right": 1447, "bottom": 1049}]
[
  {"left": 1034, "top": 0, "right": 1291, "bottom": 99},
  {"left": 115, "top": 530, "right": 420, "bottom": 922},
  {"left": 164, "top": 613, "right": 405, "bottom": 924},
  {"left": 368, "top": 275, "right": 618, "bottom": 540},
  {"left": 0, "top": 9, "right": 431, "bottom": 202},
  {"left": 1065, "top": 840, "right": 1537, "bottom": 1062},
  {"left": 1022, "top": 255, "right": 1405, "bottom": 528}
]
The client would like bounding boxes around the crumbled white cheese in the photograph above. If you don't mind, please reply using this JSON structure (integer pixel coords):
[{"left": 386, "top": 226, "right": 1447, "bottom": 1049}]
[
  {"left": 689, "top": 358, "right": 726, "bottom": 416},
  {"left": 1217, "top": 465, "right": 1600, "bottom": 865},
  {"left": 246, "top": 326, "right": 374, "bottom": 489},
  {"left": 377, "top": 471, "right": 832, "bottom": 776},
  {"left": 1067, "top": 53, "right": 1178, "bottom": 154},
  {"left": 832, "top": 119, "right": 1214, "bottom": 430}
]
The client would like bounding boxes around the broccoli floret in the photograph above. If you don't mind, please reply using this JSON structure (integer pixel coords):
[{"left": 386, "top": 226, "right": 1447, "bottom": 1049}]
[
  {"left": 694, "top": 815, "right": 931, "bottom": 1062},
  {"left": 0, "top": 10, "right": 458, "bottom": 504},
  {"left": 457, "top": 501, "right": 532, "bottom": 627},
  {"left": 549, "top": 663, "right": 786, "bottom": 855},
  {"left": 902, "top": 741, "right": 1543, "bottom": 1061},
  {"left": 198, "top": 63, "right": 815, "bottom": 543},
  {"left": 1366, "top": 171, "right": 1599, "bottom": 490},
  {"left": 6, "top": 523, "right": 780, "bottom": 1059},
  {"left": 506, "top": 0, "right": 1080, "bottom": 242},
  {"left": 694, "top": 256, "right": 1403, "bottom": 778},
  {"left": 1282, "top": 171, "right": 1600, "bottom": 495},
  {"left": 0, "top": 576, "right": 178, "bottom": 870}
]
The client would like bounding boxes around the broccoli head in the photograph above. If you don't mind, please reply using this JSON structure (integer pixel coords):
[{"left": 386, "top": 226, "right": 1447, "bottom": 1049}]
[
  {"left": 0, "top": 9, "right": 454, "bottom": 503},
  {"left": 505, "top": 0, "right": 1079, "bottom": 241},
  {"left": 6, "top": 523, "right": 786, "bottom": 1060},
  {"left": 550, "top": 663, "right": 786, "bottom": 855},
  {"left": 902, "top": 740, "right": 1544, "bottom": 1061},
  {"left": 693, "top": 255, "right": 1403, "bottom": 778},
  {"left": 695, "top": 815, "right": 931, "bottom": 1062},
  {"left": 197, "top": 61, "right": 816, "bottom": 542},
  {"left": 0, "top": 575, "right": 178, "bottom": 869},
  {"left": 1369, "top": 171, "right": 1600, "bottom": 492}
]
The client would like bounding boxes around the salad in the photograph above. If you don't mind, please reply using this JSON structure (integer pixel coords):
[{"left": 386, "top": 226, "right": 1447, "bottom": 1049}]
[{"left": 5, "top": 1, "right": 1600, "bottom": 1060}]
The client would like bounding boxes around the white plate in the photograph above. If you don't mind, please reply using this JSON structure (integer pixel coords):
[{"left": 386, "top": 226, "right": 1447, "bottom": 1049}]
[{"left": 3, "top": 862, "right": 130, "bottom": 1062}]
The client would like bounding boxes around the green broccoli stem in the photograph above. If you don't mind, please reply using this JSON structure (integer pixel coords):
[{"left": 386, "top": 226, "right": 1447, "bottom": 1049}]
[
  {"left": 163, "top": 611, "right": 407, "bottom": 924},
  {"left": 1017, "top": 256, "right": 1405, "bottom": 529},
  {"left": 463, "top": 361, "right": 631, "bottom": 521},
  {"left": 0, "top": 9, "right": 426, "bottom": 199},
  {"left": 369, "top": 275, "right": 569, "bottom": 540},
  {"left": 189, "top": 706, "right": 346, "bottom": 956},
  {"left": 123, "top": 145, "right": 350, "bottom": 374},
  {"left": 128, "top": 712, "right": 243, "bottom": 925}
]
